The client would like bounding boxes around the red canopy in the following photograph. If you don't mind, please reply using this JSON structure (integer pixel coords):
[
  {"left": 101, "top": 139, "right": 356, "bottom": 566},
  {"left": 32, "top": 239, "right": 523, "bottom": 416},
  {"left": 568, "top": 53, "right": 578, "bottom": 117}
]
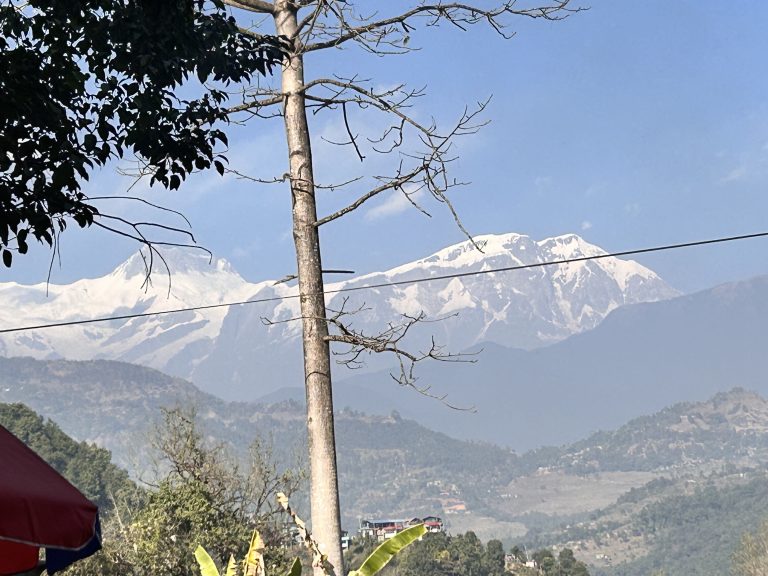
[{"left": 0, "top": 425, "right": 101, "bottom": 575}]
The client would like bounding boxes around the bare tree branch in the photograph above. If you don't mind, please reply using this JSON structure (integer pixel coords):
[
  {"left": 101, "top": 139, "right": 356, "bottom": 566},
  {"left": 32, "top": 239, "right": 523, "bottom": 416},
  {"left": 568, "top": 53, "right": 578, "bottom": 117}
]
[
  {"left": 88, "top": 196, "right": 194, "bottom": 230},
  {"left": 224, "top": 0, "right": 275, "bottom": 14},
  {"left": 92, "top": 215, "right": 211, "bottom": 294},
  {"left": 213, "top": 3, "right": 581, "bottom": 572},
  {"left": 314, "top": 97, "right": 489, "bottom": 249},
  {"left": 303, "top": 77, "right": 434, "bottom": 134},
  {"left": 302, "top": 1, "right": 581, "bottom": 53},
  {"left": 227, "top": 94, "right": 285, "bottom": 115},
  {"left": 319, "top": 298, "right": 477, "bottom": 409},
  {"left": 313, "top": 164, "right": 425, "bottom": 226},
  {"left": 341, "top": 102, "right": 364, "bottom": 162}
]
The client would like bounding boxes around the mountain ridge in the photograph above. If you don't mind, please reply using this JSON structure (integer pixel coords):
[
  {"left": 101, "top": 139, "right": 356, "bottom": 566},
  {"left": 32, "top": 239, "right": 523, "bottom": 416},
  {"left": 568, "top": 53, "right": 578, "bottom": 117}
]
[
  {"left": 0, "top": 232, "right": 677, "bottom": 400},
  {"left": 299, "top": 274, "right": 768, "bottom": 450},
  {"left": 3, "top": 354, "right": 768, "bottom": 563}
]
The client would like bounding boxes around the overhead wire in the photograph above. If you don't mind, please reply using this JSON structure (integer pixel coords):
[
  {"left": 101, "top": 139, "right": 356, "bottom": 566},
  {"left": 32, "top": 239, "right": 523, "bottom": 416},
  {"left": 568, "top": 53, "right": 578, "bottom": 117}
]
[{"left": 1, "top": 230, "right": 767, "bottom": 335}]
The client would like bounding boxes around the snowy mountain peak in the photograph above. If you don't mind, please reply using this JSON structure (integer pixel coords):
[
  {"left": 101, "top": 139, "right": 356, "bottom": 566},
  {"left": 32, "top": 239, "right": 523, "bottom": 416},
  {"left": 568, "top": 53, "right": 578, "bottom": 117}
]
[
  {"left": 537, "top": 233, "right": 605, "bottom": 258},
  {"left": 112, "top": 247, "right": 242, "bottom": 282},
  {"left": 0, "top": 232, "right": 680, "bottom": 400},
  {"left": 382, "top": 232, "right": 625, "bottom": 277},
  {"left": 101, "top": 247, "right": 253, "bottom": 309}
]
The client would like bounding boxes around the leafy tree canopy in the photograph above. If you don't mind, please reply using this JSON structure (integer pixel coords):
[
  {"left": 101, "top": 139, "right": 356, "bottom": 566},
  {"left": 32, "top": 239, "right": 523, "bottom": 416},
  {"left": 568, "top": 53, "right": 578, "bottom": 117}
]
[
  {"left": 0, "top": 0, "right": 285, "bottom": 266},
  {"left": 67, "top": 406, "right": 302, "bottom": 575}
]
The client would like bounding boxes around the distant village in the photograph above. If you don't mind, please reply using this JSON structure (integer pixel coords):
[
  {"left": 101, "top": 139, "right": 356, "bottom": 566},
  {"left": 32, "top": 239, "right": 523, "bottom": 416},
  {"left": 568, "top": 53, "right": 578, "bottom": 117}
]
[
  {"left": 358, "top": 516, "right": 445, "bottom": 541},
  {"left": 344, "top": 477, "right": 472, "bottom": 547}
]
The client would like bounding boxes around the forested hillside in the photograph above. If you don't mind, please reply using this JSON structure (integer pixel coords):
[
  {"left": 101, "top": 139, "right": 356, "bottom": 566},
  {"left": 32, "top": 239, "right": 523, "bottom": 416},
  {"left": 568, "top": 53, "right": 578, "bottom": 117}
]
[
  {"left": 3, "top": 356, "right": 768, "bottom": 574},
  {"left": 0, "top": 402, "right": 136, "bottom": 510},
  {"left": 520, "top": 388, "right": 768, "bottom": 474},
  {"left": 525, "top": 470, "right": 768, "bottom": 576},
  {"left": 0, "top": 357, "right": 523, "bottom": 534}
]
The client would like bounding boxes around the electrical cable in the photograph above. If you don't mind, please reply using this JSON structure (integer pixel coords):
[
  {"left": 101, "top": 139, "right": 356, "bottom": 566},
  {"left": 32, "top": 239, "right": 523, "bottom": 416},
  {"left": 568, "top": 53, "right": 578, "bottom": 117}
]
[{"left": 1, "top": 230, "right": 766, "bottom": 334}]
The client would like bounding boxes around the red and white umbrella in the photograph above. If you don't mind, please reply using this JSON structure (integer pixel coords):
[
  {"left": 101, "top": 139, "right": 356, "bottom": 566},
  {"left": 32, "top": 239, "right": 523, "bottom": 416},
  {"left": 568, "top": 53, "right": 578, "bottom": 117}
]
[{"left": 0, "top": 425, "right": 101, "bottom": 575}]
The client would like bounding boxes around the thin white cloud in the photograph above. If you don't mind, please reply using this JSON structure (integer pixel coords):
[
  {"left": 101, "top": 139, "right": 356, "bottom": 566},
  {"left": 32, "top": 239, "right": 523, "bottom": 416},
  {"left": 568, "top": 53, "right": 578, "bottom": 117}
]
[
  {"left": 721, "top": 164, "right": 748, "bottom": 183},
  {"left": 231, "top": 245, "right": 250, "bottom": 259},
  {"left": 584, "top": 183, "right": 606, "bottom": 198},
  {"left": 580, "top": 220, "right": 593, "bottom": 231},
  {"left": 365, "top": 186, "right": 425, "bottom": 221}
]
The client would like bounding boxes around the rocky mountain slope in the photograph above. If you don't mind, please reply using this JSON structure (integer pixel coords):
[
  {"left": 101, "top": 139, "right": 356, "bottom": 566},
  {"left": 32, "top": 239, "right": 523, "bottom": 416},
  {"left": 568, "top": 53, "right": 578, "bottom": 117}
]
[{"left": 0, "top": 233, "right": 677, "bottom": 400}]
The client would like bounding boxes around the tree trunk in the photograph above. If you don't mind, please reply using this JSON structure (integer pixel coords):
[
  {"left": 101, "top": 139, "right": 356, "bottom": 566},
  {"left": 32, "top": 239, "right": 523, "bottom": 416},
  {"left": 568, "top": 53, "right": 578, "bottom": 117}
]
[{"left": 274, "top": 3, "right": 344, "bottom": 575}]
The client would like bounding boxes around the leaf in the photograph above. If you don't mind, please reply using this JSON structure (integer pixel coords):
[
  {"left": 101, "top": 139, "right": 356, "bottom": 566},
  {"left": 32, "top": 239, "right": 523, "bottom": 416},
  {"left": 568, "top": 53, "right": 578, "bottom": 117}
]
[
  {"left": 224, "top": 555, "right": 238, "bottom": 576},
  {"left": 194, "top": 545, "right": 221, "bottom": 576},
  {"left": 51, "top": 163, "right": 74, "bottom": 189},
  {"left": 244, "top": 530, "right": 265, "bottom": 576},
  {"left": 351, "top": 524, "right": 427, "bottom": 576},
  {"left": 277, "top": 493, "right": 331, "bottom": 575},
  {"left": 83, "top": 133, "right": 97, "bottom": 150},
  {"left": 2, "top": 250, "right": 11, "bottom": 268},
  {"left": 17, "top": 229, "right": 28, "bottom": 254},
  {"left": 285, "top": 557, "right": 302, "bottom": 576}
]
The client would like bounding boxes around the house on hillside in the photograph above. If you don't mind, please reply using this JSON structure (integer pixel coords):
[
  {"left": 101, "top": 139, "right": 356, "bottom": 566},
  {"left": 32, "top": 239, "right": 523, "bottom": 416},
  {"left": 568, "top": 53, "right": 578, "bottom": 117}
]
[
  {"left": 505, "top": 555, "right": 537, "bottom": 574},
  {"left": 422, "top": 516, "right": 444, "bottom": 533},
  {"left": 443, "top": 501, "right": 468, "bottom": 514},
  {"left": 359, "top": 516, "right": 444, "bottom": 540}
]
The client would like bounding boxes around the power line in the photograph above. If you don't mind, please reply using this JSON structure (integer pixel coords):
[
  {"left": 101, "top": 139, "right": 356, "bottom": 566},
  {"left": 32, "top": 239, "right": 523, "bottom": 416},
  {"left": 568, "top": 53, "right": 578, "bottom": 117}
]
[{"left": 1, "top": 230, "right": 767, "bottom": 335}]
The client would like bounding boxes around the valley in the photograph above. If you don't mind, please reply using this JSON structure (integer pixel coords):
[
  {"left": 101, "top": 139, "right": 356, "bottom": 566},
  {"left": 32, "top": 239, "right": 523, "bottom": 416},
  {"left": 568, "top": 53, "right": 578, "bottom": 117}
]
[
  {"left": 1, "top": 233, "right": 767, "bottom": 575},
  {"left": 2, "top": 356, "right": 768, "bottom": 575}
]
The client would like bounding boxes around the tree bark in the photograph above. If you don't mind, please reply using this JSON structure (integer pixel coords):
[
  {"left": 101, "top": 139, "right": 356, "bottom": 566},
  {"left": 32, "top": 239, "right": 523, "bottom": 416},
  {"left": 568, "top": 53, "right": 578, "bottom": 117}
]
[{"left": 274, "top": 2, "right": 344, "bottom": 575}]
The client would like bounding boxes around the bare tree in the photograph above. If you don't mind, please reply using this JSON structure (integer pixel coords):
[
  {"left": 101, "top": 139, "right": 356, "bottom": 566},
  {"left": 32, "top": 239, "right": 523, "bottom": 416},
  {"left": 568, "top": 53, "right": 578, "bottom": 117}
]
[{"left": 220, "top": 2, "right": 579, "bottom": 574}]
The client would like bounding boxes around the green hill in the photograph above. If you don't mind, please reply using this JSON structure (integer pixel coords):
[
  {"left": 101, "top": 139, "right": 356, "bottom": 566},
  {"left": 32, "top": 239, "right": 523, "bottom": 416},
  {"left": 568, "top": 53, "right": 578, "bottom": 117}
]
[
  {"left": 3, "top": 355, "right": 768, "bottom": 574},
  {"left": 0, "top": 357, "right": 522, "bottom": 536},
  {"left": 510, "top": 389, "right": 768, "bottom": 575},
  {"left": 519, "top": 387, "right": 768, "bottom": 475},
  {"left": 0, "top": 402, "right": 136, "bottom": 510}
]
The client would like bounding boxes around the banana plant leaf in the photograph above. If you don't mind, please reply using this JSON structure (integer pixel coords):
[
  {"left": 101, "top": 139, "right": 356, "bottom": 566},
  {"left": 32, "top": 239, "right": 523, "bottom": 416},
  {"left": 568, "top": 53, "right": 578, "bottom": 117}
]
[
  {"left": 194, "top": 545, "right": 222, "bottom": 576},
  {"left": 349, "top": 523, "right": 427, "bottom": 576}
]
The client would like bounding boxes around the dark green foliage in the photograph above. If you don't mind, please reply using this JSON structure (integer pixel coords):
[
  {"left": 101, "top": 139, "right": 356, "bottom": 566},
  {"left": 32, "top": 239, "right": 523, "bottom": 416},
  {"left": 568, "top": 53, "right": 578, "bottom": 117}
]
[
  {"left": 482, "top": 539, "right": 505, "bottom": 576},
  {"left": 0, "top": 0, "right": 285, "bottom": 262},
  {"left": 393, "top": 532, "right": 455, "bottom": 576},
  {"left": 0, "top": 398, "right": 297, "bottom": 575},
  {"left": 532, "top": 549, "right": 557, "bottom": 574},
  {"left": 0, "top": 402, "right": 136, "bottom": 510},
  {"left": 525, "top": 548, "right": 591, "bottom": 576},
  {"left": 393, "top": 534, "right": 589, "bottom": 576},
  {"left": 616, "top": 477, "right": 675, "bottom": 505},
  {"left": 345, "top": 537, "right": 383, "bottom": 573},
  {"left": 128, "top": 478, "right": 254, "bottom": 575},
  {"left": 557, "top": 548, "right": 590, "bottom": 576},
  {"left": 68, "top": 406, "right": 300, "bottom": 575}
]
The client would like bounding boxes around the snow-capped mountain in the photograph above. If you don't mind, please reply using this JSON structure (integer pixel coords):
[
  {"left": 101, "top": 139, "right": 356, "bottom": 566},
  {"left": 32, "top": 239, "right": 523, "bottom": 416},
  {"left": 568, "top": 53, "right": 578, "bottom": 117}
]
[{"left": 0, "top": 233, "right": 678, "bottom": 400}]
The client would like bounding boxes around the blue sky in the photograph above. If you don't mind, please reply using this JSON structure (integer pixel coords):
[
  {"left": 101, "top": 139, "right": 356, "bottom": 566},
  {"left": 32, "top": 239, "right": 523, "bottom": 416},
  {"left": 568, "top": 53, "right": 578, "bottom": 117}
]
[{"left": 7, "top": 0, "right": 768, "bottom": 293}]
